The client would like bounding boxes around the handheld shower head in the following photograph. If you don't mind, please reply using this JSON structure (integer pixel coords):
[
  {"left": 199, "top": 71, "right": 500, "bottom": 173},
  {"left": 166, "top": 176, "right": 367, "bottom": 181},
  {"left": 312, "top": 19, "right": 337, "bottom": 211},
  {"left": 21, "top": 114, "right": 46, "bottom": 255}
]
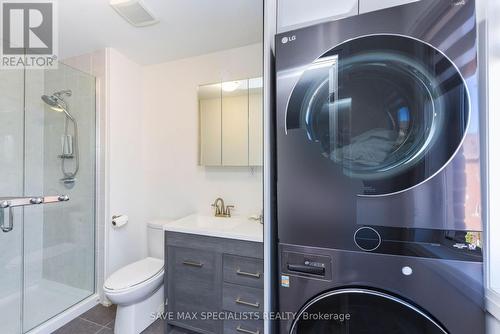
[
  {"left": 41, "top": 94, "right": 65, "bottom": 112},
  {"left": 41, "top": 90, "right": 74, "bottom": 120},
  {"left": 40, "top": 89, "right": 79, "bottom": 181}
]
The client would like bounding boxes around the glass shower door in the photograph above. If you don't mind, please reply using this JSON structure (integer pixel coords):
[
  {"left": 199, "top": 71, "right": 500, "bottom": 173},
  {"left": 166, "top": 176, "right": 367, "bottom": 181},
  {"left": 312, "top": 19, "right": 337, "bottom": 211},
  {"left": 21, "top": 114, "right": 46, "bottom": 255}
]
[
  {"left": 0, "top": 62, "right": 96, "bottom": 333},
  {"left": 0, "top": 64, "right": 25, "bottom": 334},
  {"left": 23, "top": 64, "right": 96, "bottom": 332}
]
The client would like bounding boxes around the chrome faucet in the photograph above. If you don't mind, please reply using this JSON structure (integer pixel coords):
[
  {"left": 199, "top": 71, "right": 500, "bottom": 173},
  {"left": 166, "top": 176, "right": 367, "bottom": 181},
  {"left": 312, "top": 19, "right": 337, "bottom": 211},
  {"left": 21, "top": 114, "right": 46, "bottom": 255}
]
[{"left": 211, "top": 197, "right": 234, "bottom": 218}]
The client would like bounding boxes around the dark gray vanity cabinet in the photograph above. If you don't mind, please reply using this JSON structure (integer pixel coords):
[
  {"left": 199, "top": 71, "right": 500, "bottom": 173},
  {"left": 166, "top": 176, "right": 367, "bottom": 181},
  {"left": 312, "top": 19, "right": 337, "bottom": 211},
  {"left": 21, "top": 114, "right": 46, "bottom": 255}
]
[
  {"left": 168, "top": 246, "right": 222, "bottom": 334},
  {"left": 165, "top": 232, "right": 264, "bottom": 334}
]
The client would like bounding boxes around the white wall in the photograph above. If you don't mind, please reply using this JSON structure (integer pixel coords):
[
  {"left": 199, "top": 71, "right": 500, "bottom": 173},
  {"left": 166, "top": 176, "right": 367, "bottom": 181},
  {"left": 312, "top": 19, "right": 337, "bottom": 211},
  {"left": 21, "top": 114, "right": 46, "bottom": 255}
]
[
  {"left": 77, "top": 44, "right": 262, "bottom": 293},
  {"left": 142, "top": 43, "right": 263, "bottom": 221},
  {"left": 106, "top": 48, "right": 148, "bottom": 275}
]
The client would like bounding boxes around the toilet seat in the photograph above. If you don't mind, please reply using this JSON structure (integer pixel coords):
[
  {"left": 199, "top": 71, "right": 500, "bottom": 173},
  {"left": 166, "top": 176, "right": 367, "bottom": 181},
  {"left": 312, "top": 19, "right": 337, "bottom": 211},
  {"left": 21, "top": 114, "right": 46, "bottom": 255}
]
[
  {"left": 103, "top": 257, "right": 165, "bottom": 334},
  {"left": 104, "top": 257, "right": 164, "bottom": 291},
  {"left": 103, "top": 257, "right": 165, "bottom": 308}
]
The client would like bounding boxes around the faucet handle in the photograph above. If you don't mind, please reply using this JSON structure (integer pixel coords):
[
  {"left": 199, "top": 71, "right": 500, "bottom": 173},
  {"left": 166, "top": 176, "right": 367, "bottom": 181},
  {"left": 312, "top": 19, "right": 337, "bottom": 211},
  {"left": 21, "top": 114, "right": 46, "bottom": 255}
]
[
  {"left": 211, "top": 203, "right": 220, "bottom": 215},
  {"left": 225, "top": 205, "right": 235, "bottom": 217},
  {"left": 249, "top": 213, "right": 263, "bottom": 224}
]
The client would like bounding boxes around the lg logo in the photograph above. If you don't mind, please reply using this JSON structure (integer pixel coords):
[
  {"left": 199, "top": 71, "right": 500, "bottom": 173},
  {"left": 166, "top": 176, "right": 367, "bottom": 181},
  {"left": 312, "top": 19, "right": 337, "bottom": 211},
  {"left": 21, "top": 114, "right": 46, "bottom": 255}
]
[{"left": 281, "top": 35, "right": 296, "bottom": 44}]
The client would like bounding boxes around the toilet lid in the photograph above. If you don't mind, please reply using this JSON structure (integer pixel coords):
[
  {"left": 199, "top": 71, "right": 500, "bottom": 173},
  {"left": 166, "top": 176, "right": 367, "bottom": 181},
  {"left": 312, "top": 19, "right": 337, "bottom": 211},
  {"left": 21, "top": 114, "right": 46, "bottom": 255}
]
[{"left": 104, "top": 257, "right": 164, "bottom": 291}]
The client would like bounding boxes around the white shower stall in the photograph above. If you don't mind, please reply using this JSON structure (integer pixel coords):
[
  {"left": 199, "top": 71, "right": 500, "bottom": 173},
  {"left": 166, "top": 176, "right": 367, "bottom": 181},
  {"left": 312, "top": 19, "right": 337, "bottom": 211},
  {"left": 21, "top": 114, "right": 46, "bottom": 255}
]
[{"left": 0, "top": 61, "right": 96, "bottom": 333}]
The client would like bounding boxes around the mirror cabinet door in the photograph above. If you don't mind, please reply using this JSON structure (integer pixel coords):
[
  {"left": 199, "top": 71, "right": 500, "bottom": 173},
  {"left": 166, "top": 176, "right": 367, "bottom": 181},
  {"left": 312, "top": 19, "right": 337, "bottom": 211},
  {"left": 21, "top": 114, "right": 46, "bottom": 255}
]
[
  {"left": 222, "top": 80, "right": 249, "bottom": 166},
  {"left": 199, "top": 78, "right": 262, "bottom": 167},
  {"left": 249, "top": 77, "right": 263, "bottom": 166},
  {"left": 199, "top": 84, "right": 222, "bottom": 166}
]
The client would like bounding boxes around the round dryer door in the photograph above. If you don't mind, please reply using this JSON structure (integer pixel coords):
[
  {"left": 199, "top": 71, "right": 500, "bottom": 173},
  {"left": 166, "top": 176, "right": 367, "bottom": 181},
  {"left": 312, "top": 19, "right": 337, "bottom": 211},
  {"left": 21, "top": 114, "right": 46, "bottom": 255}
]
[
  {"left": 290, "top": 288, "right": 447, "bottom": 334},
  {"left": 286, "top": 34, "right": 470, "bottom": 196}
]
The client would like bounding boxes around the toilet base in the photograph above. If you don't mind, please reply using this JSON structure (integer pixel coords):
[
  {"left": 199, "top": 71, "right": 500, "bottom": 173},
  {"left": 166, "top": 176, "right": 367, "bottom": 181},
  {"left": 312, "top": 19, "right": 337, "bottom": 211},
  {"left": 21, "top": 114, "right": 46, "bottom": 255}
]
[{"left": 114, "top": 285, "right": 164, "bottom": 334}]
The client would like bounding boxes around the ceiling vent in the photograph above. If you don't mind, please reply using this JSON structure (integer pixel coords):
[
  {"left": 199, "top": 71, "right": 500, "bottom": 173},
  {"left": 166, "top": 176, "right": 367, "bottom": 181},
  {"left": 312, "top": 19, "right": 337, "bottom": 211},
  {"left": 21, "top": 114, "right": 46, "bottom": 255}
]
[{"left": 110, "top": 0, "right": 159, "bottom": 27}]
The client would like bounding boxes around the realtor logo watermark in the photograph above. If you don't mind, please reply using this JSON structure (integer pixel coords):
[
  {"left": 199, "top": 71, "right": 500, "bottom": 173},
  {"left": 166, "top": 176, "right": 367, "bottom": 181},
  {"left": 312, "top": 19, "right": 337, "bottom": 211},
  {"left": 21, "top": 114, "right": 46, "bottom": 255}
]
[{"left": 1, "top": 0, "right": 58, "bottom": 68}]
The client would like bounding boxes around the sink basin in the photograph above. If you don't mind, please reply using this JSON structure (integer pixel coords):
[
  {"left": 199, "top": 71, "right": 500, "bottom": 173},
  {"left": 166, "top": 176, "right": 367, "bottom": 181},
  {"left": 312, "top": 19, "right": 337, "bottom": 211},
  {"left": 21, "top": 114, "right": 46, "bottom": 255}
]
[{"left": 161, "top": 214, "right": 263, "bottom": 242}]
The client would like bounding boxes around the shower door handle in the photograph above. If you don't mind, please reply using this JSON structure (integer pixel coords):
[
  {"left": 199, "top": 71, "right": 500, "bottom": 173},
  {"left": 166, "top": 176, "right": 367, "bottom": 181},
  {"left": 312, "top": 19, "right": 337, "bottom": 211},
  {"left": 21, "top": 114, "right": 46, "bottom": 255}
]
[
  {"left": 0, "top": 206, "right": 13, "bottom": 232},
  {"left": 0, "top": 195, "right": 70, "bottom": 232},
  {"left": 0, "top": 195, "right": 70, "bottom": 208}
]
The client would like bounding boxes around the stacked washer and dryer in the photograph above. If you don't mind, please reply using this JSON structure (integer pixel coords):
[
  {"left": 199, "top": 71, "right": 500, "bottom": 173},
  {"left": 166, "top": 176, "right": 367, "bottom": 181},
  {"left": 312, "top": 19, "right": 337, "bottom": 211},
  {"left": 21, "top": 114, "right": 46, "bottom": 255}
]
[{"left": 275, "top": 0, "right": 485, "bottom": 333}]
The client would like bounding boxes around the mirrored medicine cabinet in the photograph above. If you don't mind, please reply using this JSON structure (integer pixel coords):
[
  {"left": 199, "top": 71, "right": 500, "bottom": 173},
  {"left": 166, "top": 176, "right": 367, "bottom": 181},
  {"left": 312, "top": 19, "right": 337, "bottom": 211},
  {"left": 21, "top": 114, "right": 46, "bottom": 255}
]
[{"left": 198, "top": 77, "right": 263, "bottom": 167}]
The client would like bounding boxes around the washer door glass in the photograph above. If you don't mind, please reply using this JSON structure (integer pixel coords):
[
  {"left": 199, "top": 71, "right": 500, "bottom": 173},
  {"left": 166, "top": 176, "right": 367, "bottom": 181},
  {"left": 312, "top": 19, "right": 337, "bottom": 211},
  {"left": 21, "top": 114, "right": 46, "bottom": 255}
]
[
  {"left": 286, "top": 35, "right": 469, "bottom": 196},
  {"left": 290, "top": 289, "right": 447, "bottom": 334}
]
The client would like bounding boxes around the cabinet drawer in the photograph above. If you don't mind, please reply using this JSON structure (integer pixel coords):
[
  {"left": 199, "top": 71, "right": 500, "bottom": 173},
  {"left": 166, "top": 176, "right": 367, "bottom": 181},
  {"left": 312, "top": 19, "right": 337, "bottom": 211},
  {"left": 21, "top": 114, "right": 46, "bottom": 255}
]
[
  {"left": 223, "top": 255, "right": 263, "bottom": 289},
  {"left": 166, "top": 231, "right": 263, "bottom": 258},
  {"left": 171, "top": 246, "right": 217, "bottom": 282},
  {"left": 168, "top": 246, "right": 221, "bottom": 334},
  {"left": 224, "top": 319, "right": 263, "bottom": 334},
  {"left": 223, "top": 283, "right": 263, "bottom": 313}
]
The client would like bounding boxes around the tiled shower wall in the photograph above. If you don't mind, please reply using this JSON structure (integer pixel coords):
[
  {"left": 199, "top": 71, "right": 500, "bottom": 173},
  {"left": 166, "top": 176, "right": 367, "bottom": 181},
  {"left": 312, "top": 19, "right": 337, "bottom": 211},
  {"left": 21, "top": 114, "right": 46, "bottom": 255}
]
[
  {"left": 24, "top": 70, "right": 46, "bottom": 292},
  {"left": 40, "top": 62, "right": 96, "bottom": 292},
  {"left": 61, "top": 50, "right": 107, "bottom": 303}
]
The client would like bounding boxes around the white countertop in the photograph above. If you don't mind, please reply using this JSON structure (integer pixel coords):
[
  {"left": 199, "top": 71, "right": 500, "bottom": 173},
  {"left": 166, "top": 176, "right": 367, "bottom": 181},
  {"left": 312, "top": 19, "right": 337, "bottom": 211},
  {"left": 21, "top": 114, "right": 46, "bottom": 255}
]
[{"left": 161, "top": 214, "right": 263, "bottom": 243}]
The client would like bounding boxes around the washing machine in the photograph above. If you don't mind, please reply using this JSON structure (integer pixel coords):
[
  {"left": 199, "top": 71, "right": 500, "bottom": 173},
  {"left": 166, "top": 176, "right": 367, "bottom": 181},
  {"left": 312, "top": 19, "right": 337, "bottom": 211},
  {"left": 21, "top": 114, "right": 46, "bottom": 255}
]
[
  {"left": 278, "top": 244, "right": 483, "bottom": 333},
  {"left": 274, "top": 0, "right": 484, "bottom": 333}
]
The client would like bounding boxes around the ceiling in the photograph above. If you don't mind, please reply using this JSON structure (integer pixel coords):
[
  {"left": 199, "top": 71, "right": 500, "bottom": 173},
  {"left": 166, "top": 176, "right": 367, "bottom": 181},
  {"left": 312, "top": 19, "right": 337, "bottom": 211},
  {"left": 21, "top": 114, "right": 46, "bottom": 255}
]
[{"left": 58, "top": 0, "right": 263, "bottom": 65}]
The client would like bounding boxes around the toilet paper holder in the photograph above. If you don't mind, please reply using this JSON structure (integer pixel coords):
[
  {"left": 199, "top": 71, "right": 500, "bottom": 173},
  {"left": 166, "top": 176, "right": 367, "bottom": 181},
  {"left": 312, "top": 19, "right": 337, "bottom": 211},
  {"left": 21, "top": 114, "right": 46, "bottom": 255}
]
[{"left": 111, "top": 214, "right": 128, "bottom": 227}]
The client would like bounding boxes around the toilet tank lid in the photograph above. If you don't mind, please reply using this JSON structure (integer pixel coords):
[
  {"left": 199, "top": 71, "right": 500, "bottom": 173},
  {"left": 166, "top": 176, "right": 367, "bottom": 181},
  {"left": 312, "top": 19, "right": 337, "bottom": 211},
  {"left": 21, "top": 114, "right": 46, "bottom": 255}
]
[{"left": 147, "top": 220, "right": 171, "bottom": 230}]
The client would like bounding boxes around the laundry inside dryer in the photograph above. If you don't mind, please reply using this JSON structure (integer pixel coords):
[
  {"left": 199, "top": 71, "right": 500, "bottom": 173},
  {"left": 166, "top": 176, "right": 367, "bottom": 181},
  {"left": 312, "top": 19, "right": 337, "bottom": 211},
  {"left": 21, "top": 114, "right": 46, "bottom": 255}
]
[{"left": 286, "top": 35, "right": 468, "bottom": 184}]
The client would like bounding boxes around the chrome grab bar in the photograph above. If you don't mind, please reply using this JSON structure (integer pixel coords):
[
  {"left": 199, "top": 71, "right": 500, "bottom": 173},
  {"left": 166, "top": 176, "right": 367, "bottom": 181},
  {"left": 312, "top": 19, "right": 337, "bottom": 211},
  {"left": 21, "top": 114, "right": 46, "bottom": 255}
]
[
  {"left": 0, "top": 195, "right": 70, "bottom": 233},
  {"left": 30, "top": 197, "right": 43, "bottom": 204},
  {"left": 0, "top": 195, "right": 70, "bottom": 208}
]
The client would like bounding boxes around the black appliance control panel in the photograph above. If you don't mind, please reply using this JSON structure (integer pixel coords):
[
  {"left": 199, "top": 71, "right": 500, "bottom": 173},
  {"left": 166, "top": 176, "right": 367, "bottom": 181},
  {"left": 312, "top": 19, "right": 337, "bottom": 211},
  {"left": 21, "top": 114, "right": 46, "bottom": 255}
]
[{"left": 281, "top": 251, "right": 332, "bottom": 280}]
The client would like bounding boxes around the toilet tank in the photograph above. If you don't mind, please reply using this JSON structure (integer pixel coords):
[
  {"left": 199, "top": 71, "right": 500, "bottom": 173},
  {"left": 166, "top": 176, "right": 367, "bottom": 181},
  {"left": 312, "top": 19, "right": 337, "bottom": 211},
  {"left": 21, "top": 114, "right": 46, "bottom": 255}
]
[{"left": 147, "top": 221, "right": 169, "bottom": 259}]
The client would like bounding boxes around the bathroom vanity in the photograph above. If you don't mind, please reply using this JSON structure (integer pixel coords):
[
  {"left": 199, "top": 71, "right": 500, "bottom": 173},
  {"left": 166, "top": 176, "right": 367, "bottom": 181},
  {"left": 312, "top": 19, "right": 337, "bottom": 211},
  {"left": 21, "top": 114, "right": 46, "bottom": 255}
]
[{"left": 164, "top": 215, "right": 264, "bottom": 334}]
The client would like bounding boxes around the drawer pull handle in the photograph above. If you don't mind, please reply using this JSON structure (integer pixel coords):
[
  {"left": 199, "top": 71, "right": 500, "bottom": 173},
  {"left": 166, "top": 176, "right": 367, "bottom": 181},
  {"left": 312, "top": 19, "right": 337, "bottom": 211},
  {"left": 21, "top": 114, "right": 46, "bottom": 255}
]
[
  {"left": 235, "top": 297, "right": 260, "bottom": 309},
  {"left": 182, "top": 260, "right": 203, "bottom": 267},
  {"left": 237, "top": 269, "right": 261, "bottom": 279},
  {"left": 236, "top": 325, "right": 260, "bottom": 334}
]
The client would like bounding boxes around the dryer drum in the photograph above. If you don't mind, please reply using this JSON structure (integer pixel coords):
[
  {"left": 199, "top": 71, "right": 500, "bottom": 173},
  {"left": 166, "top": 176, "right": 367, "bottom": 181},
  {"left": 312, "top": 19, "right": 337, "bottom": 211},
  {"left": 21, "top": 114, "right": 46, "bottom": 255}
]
[
  {"left": 289, "top": 288, "right": 447, "bottom": 334},
  {"left": 286, "top": 34, "right": 469, "bottom": 188}
]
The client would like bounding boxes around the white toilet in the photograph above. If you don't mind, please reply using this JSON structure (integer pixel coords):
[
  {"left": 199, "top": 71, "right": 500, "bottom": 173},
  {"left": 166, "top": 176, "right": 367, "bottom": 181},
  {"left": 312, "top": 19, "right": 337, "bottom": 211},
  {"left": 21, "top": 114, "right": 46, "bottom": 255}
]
[{"left": 103, "top": 221, "right": 168, "bottom": 334}]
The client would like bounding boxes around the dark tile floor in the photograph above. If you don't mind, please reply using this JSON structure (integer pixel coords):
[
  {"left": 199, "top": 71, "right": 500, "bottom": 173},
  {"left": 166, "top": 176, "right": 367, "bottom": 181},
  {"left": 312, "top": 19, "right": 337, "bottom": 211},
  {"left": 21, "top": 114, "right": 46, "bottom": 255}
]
[{"left": 53, "top": 304, "right": 164, "bottom": 334}]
